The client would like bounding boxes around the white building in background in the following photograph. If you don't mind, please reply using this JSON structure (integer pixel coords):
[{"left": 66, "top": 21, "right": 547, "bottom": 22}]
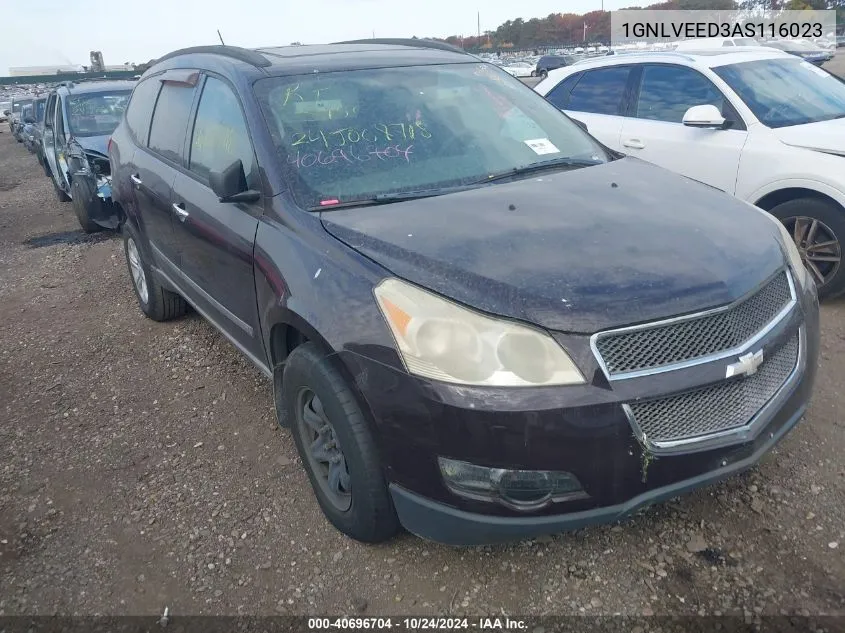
[{"left": 9, "top": 65, "right": 85, "bottom": 76}]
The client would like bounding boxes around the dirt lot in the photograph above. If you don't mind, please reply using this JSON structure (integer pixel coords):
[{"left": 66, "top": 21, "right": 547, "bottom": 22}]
[{"left": 0, "top": 104, "right": 844, "bottom": 619}]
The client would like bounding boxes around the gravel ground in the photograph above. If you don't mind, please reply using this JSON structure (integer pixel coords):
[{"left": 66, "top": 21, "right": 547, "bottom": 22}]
[{"left": 0, "top": 111, "right": 844, "bottom": 619}]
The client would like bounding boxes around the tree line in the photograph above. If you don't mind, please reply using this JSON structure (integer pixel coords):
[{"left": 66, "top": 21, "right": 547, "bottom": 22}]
[{"left": 440, "top": 0, "right": 844, "bottom": 50}]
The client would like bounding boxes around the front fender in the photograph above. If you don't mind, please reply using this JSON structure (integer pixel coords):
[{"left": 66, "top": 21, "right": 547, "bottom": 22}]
[
  {"left": 745, "top": 178, "right": 845, "bottom": 209},
  {"left": 253, "top": 201, "right": 403, "bottom": 377}
]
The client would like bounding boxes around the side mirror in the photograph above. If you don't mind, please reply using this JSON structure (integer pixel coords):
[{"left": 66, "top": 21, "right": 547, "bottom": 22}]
[
  {"left": 682, "top": 104, "right": 728, "bottom": 129},
  {"left": 571, "top": 118, "right": 588, "bottom": 133},
  {"left": 209, "top": 159, "right": 261, "bottom": 203}
]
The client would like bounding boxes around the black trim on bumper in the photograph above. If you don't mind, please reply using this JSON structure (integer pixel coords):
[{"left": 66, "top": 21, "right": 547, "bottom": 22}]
[{"left": 390, "top": 404, "right": 806, "bottom": 546}]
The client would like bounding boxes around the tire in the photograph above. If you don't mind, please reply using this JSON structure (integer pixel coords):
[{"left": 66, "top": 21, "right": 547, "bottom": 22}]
[
  {"left": 539, "top": 70, "right": 548, "bottom": 79},
  {"left": 122, "top": 222, "right": 187, "bottom": 321},
  {"left": 769, "top": 197, "right": 845, "bottom": 300},
  {"left": 273, "top": 364, "right": 290, "bottom": 429},
  {"left": 41, "top": 156, "right": 50, "bottom": 178},
  {"left": 283, "top": 342, "right": 400, "bottom": 543},
  {"left": 71, "top": 177, "right": 102, "bottom": 233}
]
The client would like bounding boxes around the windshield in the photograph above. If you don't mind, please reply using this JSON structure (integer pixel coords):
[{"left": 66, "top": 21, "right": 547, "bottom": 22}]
[
  {"left": 13, "top": 99, "right": 32, "bottom": 113},
  {"left": 254, "top": 63, "right": 609, "bottom": 209},
  {"left": 713, "top": 57, "right": 845, "bottom": 128},
  {"left": 66, "top": 91, "right": 131, "bottom": 137},
  {"left": 35, "top": 100, "right": 46, "bottom": 122}
]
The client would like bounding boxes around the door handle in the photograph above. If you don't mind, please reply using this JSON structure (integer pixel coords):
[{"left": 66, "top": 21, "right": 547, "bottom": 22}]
[
  {"left": 130, "top": 174, "right": 142, "bottom": 186},
  {"left": 622, "top": 138, "right": 646, "bottom": 149},
  {"left": 172, "top": 203, "right": 189, "bottom": 222}
]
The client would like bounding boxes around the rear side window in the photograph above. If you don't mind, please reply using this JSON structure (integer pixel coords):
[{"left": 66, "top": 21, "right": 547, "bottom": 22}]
[
  {"left": 148, "top": 82, "right": 196, "bottom": 163},
  {"left": 636, "top": 65, "right": 725, "bottom": 123},
  {"left": 189, "top": 76, "right": 255, "bottom": 180},
  {"left": 545, "top": 73, "right": 583, "bottom": 110},
  {"left": 125, "top": 78, "right": 161, "bottom": 146},
  {"left": 567, "top": 67, "right": 631, "bottom": 116}
]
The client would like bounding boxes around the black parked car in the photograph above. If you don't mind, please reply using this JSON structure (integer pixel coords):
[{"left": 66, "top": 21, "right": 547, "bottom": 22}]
[
  {"left": 535, "top": 54, "right": 579, "bottom": 78},
  {"left": 42, "top": 80, "right": 134, "bottom": 231},
  {"left": 110, "top": 41, "right": 819, "bottom": 546},
  {"left": 10, "top": 97, "right": 33, "bottom": 141}
]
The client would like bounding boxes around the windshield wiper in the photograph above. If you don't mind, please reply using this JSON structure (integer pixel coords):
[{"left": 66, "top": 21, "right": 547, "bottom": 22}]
[
  {"left": 473, "top": 157, "right": 605, "bottom": 185},
  {"left": 310, "top": 158, "right": 606, "bottom": 211},
  {"left": 309, "top": 185, "right": 476, "bottom": 211}
]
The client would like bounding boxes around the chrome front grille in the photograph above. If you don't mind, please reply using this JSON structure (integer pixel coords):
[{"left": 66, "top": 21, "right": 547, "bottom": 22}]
[
  {"left": 626, "top": 333, "right": 800, "bottom": 447},
  {"left": 594, "top": 271, "right": 794, "bottom": 376}
]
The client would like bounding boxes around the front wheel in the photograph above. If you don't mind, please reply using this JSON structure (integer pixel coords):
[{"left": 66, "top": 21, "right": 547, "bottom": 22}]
[
  {"left": 770, "top": 197, "right": 845, "bottom": 300},
  {"left": 282, "top": 342, "right": 399, "bottom": 543},
  {"left": 71, "top": 177, "right": 102, "bottom": 233}
]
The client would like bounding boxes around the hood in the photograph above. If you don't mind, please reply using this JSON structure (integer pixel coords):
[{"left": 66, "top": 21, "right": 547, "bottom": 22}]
[
  {"left": 321, "top": 158, "right": 786, "bottom": 334},
  {"left": 73, "top": 135, "right": 110, "bottom": 157},
  {"left": 772, "top": 118, "right": 845, "bottom": 157}
]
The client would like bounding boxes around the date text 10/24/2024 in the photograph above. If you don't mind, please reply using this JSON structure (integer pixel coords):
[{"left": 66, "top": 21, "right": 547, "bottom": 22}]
[{"left": 308, "top": 617, "right": 528, "bottom": 630}]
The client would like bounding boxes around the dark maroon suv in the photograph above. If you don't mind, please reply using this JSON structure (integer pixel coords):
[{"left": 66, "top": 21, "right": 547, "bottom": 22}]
[{"left": 109, "top": 40, "right": 819, "bottom": 545}]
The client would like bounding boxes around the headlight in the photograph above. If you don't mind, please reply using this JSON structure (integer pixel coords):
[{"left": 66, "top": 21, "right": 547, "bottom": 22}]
[{"left": 374, "top": 278, "right": 585, "bottom": 386}]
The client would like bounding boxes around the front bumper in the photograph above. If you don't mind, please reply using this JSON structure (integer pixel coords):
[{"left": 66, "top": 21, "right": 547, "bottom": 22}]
[
  {"left": 341, "top": 278, "right": 819, "bottom": 546},
  {"left": 390, "top": 401, "right": 806, "bottom": 546}
]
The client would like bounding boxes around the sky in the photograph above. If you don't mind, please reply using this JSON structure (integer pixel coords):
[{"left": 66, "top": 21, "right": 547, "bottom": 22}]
[{"left": 0, "top": 0, "right": 647, "bottom": 74}]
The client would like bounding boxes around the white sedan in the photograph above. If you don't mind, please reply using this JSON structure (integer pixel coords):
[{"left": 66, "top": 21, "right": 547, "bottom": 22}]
[
  {"left": 502, "top": 62, "right": 535, "bottom": 78},
  {"left": 535, "top": 48, "right": 845, "bottom": 298}
]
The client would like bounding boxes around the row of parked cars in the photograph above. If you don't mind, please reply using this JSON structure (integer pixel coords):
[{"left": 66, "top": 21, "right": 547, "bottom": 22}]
[{"left": 6, "top": 39, "right": 830, "bottom": 546}]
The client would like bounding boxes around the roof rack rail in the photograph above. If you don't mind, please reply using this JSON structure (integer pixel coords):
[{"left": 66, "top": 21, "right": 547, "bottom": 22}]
[
  {"left": 153, "top": 45, "right": 272, "bottom": 68},
  {"left": 58, "top": 76, "right": 135, "bottom": 89},
  {"left": 332, "top": 38, "right": 466, "bottom": 54},
  {"left": 581, "top": 50, "right": 697, "bottom": 62}
]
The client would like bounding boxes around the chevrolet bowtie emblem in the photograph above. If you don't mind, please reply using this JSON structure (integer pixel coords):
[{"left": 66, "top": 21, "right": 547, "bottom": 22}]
[{"left": 726, "top": 349, "right": 764, "bottom": 379}]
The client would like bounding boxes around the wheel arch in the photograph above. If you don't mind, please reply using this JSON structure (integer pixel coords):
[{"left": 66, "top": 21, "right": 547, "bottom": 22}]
[
  {"left": 268, "top": 313, "right": 334, "bottom": 370},
  {"left": 754, "top": 187, "right": 845, "bottom": 214}
]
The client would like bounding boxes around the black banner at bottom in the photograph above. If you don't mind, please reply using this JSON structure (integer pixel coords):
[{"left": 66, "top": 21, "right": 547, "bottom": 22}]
[{"left": 0, "top": 616, "right": 844, "bottom": 633}]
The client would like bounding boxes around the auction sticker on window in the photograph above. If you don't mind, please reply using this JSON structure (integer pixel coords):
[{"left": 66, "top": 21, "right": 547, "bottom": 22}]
[{"left": 524, "top": 138, "right": 560, "bottom": 155}]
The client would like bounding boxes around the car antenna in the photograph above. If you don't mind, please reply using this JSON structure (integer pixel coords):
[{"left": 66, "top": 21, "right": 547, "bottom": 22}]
[{"left": 217, "top": 30, "right": 226, "bottom": 45}]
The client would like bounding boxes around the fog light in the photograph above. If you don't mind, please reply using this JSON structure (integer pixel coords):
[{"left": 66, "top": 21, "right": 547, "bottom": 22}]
[{"left": 438, "top": 457, "right": 587, "bottom": 511}]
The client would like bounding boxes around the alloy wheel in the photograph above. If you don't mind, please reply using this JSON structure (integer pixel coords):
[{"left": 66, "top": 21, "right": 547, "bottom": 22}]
[
  {"left": 126, "top": 238, "right": 149, "bottom": 305},
  {"left": 295, "top": 388, "right": 352, "bottom": 512},
  {"left": 783, "top": 216, "right": 842, "bottom": 289}
]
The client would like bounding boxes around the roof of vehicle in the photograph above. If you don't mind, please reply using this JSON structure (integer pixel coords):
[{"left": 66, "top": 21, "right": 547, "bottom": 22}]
[
  {"left": 146, "top": 41, "right": 476, "bottom": 79},
  {"left": 56, "top": 79, "right": 137, "bottom": 96},
  {"left": 674, "top": 37, "right": 759, "bottom": 50},
  {"left": 568, "top": 48, "right": 789, "bottom": 70}
]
